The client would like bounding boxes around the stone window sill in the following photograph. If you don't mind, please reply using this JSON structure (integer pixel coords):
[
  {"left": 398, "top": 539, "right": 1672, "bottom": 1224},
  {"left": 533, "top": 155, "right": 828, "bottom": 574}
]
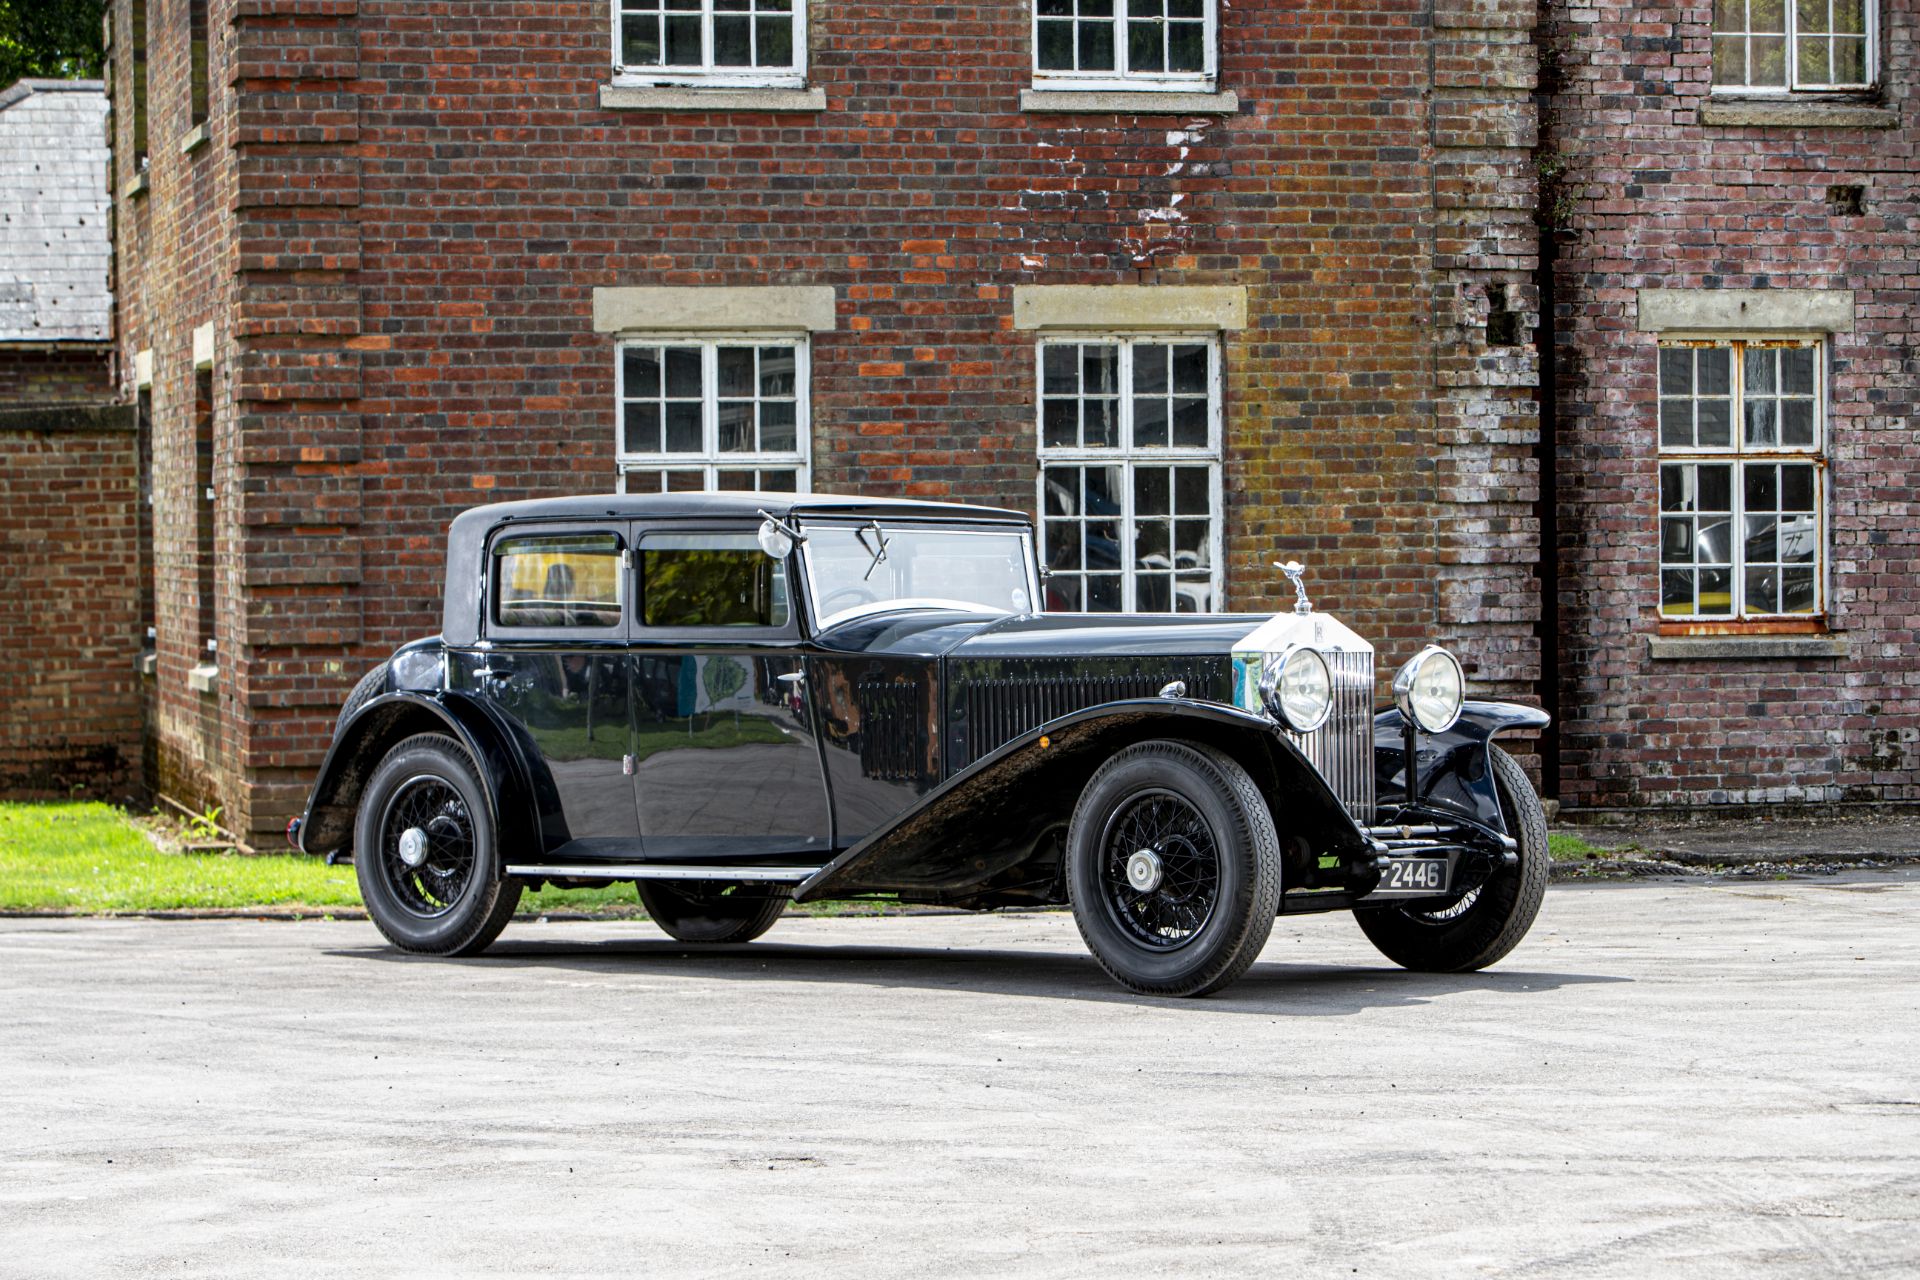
[
  {"left": 1699, "top": 99, "right": 1897, "bottom": 129},
  {"left": 600, "top": 84, "right": 825, "bottom": 112},
  {"left": 120, "top": 171, "right": 148, "bottom": 201},
  {"left": 179, "top": 122, "right": 210, "bottom": 154},
  {"left": 1645, "top": 634, "right": 1848, "bottom": 661},
  {"left": 1020, "top": 88, "right": 1238, "bottom": 115},
  {"left": 135, "top": 652, "right": 157, "bottom": 677},
  {"left": 188, "top": 663, "right": 220, "bottom": 693}
]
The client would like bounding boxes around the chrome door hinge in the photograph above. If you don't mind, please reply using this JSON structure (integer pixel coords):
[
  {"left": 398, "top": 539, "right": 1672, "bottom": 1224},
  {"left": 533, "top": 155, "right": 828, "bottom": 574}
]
[
  {"left": 622, "top": 754, "right": 635, "bottom": 776},
  {"left": 621, "top": 546, "right": 632, "bottom": 571}
]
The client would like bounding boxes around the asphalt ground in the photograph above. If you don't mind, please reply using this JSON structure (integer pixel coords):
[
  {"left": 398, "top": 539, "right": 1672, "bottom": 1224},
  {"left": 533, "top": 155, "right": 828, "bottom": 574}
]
[{"left": 1, "top": 875, "right": 1915, "bottom": 1278}]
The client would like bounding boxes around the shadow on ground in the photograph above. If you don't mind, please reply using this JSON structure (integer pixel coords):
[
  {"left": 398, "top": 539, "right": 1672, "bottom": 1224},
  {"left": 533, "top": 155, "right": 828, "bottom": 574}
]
[{"left": 328, "top": 935, "right": 1628, "bottom": 1014}]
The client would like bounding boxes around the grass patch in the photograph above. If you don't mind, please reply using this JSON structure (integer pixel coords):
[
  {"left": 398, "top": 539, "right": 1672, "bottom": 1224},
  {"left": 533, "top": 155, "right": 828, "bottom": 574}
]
[
  {"left": 0, "top": 801, "right": 896, "bottom": 918},
  {"left": 1548, "top": 830, "right": 1610, "bottom": 862}
]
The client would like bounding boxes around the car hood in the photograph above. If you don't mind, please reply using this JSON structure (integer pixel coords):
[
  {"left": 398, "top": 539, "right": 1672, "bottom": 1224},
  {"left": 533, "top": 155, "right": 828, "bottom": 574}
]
[{"left": 811, "top": 608, "right": 1275, "bottom": 659}]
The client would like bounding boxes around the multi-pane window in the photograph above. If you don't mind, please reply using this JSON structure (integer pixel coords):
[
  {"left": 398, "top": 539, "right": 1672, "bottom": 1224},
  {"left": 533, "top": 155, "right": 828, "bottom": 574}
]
[
  {"left": 615, "top": 0, "right": 804, "bottom": 85},
  {"left": 1033, "top": 0, "right": 1216, "bottom": 89},
  {"left": 1657, "top": 341, "right": 1824, "bottom": 620},
  {"left": 1712, "top": 0, "right": 1875, "bottom": 91},
  {"left": 617, "top": 339, "right": 808, "bottom": 494},
  {"left": 1037, "top": 338, "right": 1221, "bottom": 613}
]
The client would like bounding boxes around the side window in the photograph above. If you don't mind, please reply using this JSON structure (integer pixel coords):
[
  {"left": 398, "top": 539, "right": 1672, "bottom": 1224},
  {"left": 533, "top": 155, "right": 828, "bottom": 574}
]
[
  {"left": 493, "top": 533, "right": 624, "bottom": 629},
  {"left": 1033, "top": 0, "right": 1216, "bottom": 92},
  {"left": 615, "top": 0, "right": 806, "bottom": 87},
  {"left": 1657, "top": 339, "right": 1825, "bottom": 620},
  {"left": 1712, "top": 0, "right": 1875, "bottom": 92},
  {"left": 640, "top": 533, "right": 791, "bottom": 628}
]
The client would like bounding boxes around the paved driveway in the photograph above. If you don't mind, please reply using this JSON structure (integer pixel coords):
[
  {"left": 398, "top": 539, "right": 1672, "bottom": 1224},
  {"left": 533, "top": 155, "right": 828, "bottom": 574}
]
[{"left": 1, "top": 878, "right": 1915, "bottom": 1278}]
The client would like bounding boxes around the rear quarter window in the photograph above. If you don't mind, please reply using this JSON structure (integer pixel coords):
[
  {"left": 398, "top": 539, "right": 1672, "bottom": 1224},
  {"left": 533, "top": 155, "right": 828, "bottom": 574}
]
[
  {"left": 492, "top": 533, "right": 623, "bottom": 629},
  {"left": 640, "top": 533, "right": 791, "bottom": 628}
]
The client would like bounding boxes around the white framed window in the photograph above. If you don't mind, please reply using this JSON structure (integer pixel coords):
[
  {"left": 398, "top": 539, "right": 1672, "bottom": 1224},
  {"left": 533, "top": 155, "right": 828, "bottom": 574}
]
[
  {"left": 613, "top": 0, "right": 806, "bottom": 88},
  {"left": 1036, "top": 336, "right": 1223, "bottom": 613},
  {"left": 616, "top": 337, "right": 809, "bottom": 494},
  {"left": 1712, "top": 0, "right": 1875, "bottom": 93},
  {"left": 1657, "top": 339, "right": 1825, "bottom": 620},
  {"left": 1032, "top": 0, "right": 1217, "bottom": 92}
]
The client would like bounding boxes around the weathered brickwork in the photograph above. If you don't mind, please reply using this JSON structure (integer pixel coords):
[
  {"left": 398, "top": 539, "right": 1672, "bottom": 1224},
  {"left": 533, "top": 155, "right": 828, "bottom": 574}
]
[
  {"left": 109, "top": 0, "right": 1542, "bottom": 840},
  {"left": 1545, "top": 0, "right": 1920, "bottom": 807},
  {"left": 0, "top": 405, "right": 141, "bottom": 799},
  {"left": 0, "top": 347, "right": 113, "bottom": 404}
]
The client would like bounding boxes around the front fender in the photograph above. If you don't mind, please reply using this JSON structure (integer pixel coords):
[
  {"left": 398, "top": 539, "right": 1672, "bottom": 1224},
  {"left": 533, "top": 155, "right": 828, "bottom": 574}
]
[
  {"left": 1373, "top": 699, "right": 1550, "bottom": 835},
  {"left": 296, "top": 690, "right": 542, "bottom": 862},
  {"left": 793, "top": 698, "right": 1371, "bottom": 904}
]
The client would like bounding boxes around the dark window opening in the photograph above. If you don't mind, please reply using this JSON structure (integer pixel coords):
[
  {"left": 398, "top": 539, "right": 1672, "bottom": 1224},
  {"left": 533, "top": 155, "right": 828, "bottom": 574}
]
[
  {"left": 1826, "top": 184, "right": 1865, "bottom": 216},
  {"left": 194, "top": 368, "right": 215, "bottom": 661},
  {"left": 189, "top": 0, "right": 209, "bottom": 128},
  {"left": 1486, "top": 284, "right": 1521, "bottom": 347},
  {"left": 136, "top": 388, "right": 154, "bottom": 649},
  {"left": 130, "top": 0, "right": 149, "bottom": 169}
]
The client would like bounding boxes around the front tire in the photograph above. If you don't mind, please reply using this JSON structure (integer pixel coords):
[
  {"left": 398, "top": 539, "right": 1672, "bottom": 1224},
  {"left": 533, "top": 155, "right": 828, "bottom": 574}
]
[
  {"left": 353, "top": 733, "right": 520, "bottom": 955},
  {"left": 1067, "top": 740, "right": 1283, "bottom": 997},
  {"left": 639, "top": 882, "right": 786, "bottom": 944},
  {"left": 1354, "top": 745, "right": 1548, "bottom": 972}
]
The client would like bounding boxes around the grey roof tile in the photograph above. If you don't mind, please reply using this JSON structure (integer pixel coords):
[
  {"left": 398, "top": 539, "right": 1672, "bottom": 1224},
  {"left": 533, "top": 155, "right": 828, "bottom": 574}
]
[{"left": 0, "top": 79, "right": 110, "bottom": 344}]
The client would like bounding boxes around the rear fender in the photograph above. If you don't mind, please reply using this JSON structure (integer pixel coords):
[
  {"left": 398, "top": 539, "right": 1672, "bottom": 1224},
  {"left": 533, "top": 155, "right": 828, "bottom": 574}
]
[
  {"left": 296, "top": 691, "right": 547, "bottom": 862},
  {"left": 1373, "top": 700, "right": 1550, "bottom": 835},
  {"left": 793, "top": 699, "right": 1370, "bottom": 904}
]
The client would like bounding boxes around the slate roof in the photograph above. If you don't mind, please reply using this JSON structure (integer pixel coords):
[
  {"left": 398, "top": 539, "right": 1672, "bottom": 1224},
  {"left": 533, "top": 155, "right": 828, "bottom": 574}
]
[{"left": 0, "top": 79, "right": 110, "bottom": 344}]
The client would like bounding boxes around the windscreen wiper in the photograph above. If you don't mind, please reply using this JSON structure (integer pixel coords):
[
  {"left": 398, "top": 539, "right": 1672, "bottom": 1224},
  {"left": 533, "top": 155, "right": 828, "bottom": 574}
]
[{"left": 856, "top": 521, "right": 891, "bottom": 581}]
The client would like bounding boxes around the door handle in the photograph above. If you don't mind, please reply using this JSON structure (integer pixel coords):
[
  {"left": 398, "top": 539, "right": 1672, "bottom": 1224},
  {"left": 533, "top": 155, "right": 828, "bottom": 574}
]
[{"left": 776, "top": 672, "right": 806, "bottom": 685}]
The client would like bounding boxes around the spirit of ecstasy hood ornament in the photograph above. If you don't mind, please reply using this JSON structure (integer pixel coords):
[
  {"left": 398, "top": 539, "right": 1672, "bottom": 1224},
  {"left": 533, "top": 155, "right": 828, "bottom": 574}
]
[{"left": 1275, "top": 560, "right": 1312, "bottom": 615}]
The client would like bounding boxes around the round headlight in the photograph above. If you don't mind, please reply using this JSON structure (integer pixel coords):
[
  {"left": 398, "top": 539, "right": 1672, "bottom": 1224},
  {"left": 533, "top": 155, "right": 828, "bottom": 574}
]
[
  {"left": 1393, "top": 645, "right": 1465, "bottom": 734},
  {"left": 1260, "top": 644, "right": 1334, "bottom": 733}
]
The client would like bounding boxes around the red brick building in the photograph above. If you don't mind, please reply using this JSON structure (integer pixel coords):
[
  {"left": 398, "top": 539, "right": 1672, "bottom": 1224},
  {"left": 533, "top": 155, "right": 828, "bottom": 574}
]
[
  {"left": 91, "top": 0, "right": 1918, "bottom": 839},
  {"left": 1544, "top": 0, "right": 1919, "bottom": 808},
  {"left": 99, "top": 0, "right": 1542, "bottom": 842},
  {"left": 0, "top": 79, "right": 139, "bottom": 800}
]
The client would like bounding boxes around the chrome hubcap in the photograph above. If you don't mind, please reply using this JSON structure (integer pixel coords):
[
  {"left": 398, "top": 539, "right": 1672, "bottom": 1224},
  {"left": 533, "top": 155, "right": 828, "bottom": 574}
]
[
  {"left": 1126, "top": 848, "right": 1164, "bottom": 893},
  {"left": 398, "top": 826, "right": 429, "bottom": 869}
]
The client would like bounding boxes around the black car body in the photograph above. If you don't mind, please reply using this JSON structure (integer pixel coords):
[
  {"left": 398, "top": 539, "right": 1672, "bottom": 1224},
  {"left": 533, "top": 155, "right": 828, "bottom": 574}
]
[{"left": 297, "top": 492, "right": 1550, "bottom": 996}]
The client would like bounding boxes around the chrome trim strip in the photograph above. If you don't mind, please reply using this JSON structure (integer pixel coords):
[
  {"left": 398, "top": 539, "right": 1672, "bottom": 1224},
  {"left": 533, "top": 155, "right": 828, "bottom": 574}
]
[{"left": 505, "top": 864, "right": 821, "bottom": 883}]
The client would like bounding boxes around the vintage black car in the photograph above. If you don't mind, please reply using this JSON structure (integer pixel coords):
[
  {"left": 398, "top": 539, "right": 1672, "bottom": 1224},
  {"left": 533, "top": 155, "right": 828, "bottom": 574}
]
[{"left": 294, "top": 492, "right": 1550, "bottom": 997}]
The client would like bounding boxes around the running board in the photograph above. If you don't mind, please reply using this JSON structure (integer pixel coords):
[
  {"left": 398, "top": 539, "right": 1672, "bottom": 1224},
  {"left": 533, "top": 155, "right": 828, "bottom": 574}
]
[{"left": 504, "top": 863, "right": 822, "bottom": 884}]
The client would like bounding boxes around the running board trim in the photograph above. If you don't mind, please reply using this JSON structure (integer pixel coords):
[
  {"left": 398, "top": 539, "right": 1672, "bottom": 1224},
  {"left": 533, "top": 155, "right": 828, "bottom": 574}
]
[{"left": 505, "top": 863, "right": 822, "bottom": 884}]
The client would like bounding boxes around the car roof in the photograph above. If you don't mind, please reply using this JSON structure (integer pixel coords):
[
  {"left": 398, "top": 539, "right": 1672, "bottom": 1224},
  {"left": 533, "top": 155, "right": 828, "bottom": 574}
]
[{"left": 452, "top": 490, "right": 1030, "bottom": 530}]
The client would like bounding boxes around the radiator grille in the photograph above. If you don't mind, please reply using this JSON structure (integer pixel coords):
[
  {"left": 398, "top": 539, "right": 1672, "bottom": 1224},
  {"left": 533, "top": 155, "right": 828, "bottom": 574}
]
[
  {"left": 1282, "top": 648, "right": 1375, "bottom": 824},
  {"left": 957, "top": 669, "right": 1216, "bottom": 768}
]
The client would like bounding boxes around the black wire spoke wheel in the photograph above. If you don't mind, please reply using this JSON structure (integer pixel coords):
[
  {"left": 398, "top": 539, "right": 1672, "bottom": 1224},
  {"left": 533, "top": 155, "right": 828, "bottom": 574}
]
[
  {"left": 1099, "top": 789, "right": 1222, "bottom": 950},
  {"left": 378, "top": 775, "right": 478, "bottom": 919},
  {"left": 1067, "top": 740, "right": 1282, "bottom": 998},
  {"left": 353, "top": 733, "right": 521, "bottom": 956}
]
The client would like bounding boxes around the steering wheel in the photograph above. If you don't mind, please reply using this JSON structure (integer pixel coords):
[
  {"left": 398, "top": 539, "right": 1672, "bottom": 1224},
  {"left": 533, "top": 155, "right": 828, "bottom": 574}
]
[{"left": 819, "top": 585, "right": 880, "bottom": 615}]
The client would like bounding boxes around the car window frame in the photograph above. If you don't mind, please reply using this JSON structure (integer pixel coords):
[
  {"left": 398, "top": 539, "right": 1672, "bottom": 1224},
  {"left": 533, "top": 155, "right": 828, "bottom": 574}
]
[
  {"left": 629, "top": 522, "right": 804, "bottom": 644},
  {"left": 480, "top": 521, "right": 632, "bottom": 645}
]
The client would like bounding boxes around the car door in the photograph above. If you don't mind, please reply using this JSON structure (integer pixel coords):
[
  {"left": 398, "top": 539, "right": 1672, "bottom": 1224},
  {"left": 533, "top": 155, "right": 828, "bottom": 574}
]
[
  {"left": 479, "top": 523, "right": 641, "bottom": 857},
  {"left": 628, "top": 525, "right": 832, "bottom": 861}
]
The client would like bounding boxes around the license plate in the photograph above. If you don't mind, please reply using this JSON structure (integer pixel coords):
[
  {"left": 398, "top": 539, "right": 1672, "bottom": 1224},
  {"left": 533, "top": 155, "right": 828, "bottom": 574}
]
[{"left": 1381, "top": 858, "right": 1448, "bottom": 893}]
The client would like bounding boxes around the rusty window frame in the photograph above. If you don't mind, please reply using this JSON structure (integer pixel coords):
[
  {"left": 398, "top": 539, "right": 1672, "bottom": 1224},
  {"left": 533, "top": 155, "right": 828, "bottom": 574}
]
[{"left": 1656, "top": 338, "right": 1827, "bottom": 626}]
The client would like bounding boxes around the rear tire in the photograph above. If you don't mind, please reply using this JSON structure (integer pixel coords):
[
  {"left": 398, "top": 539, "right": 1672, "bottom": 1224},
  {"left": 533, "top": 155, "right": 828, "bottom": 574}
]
[
  {"left": 1354, "top": 745, "right": 1548, "bottom": 972},
  {"left": 1066, "top": 740, "right": 1282, "bottom": 997},
  {"left": 639, "top": 882, "right": 786, "bottom": 944},
  {"left": 353, "top": 733, "right": 520, "bottom": 956}
]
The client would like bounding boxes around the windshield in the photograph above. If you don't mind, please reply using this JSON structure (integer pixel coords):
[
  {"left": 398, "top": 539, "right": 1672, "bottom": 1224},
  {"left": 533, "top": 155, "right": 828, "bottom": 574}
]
[{"left": 801, "top": 522, "right": 1036, "bottom": 627}]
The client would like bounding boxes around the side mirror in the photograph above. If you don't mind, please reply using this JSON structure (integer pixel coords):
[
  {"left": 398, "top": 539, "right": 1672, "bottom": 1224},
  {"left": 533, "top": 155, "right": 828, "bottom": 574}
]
[{"left": 757, "top": 517, "right": 795, "bottom": 560}]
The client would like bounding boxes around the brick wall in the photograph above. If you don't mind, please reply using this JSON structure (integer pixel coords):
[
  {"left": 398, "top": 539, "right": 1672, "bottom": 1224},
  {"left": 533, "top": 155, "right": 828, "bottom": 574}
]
[
  {"left": 0, "top": 347, "right": 113, "bottom": 404},
  {"left": 1545, "top": 0, "right": 1920, "bottom": 807},
  {"left": 111, "top": 0, "right": 1542, "bottom": 840},
  {"left": 0, "top": 405, "right": 141, "bottom": 800}
]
